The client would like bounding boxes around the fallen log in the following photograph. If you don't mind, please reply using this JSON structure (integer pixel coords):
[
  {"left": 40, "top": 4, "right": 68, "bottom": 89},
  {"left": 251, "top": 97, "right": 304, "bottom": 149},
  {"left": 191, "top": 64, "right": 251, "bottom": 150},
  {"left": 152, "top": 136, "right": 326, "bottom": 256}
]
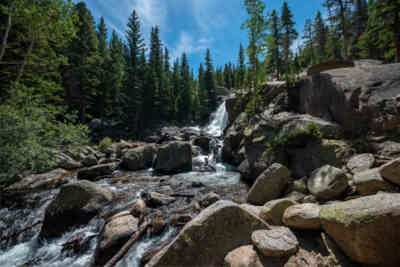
[{"left": 103, "top": 220, "right": 151, "bottom": 267}]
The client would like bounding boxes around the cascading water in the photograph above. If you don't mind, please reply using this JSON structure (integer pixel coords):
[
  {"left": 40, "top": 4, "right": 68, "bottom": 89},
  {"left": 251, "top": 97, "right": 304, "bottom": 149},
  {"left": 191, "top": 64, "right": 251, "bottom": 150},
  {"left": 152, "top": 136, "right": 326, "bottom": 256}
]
[{"left": 0, "top": 100, "right": 242, "bottom": 267}]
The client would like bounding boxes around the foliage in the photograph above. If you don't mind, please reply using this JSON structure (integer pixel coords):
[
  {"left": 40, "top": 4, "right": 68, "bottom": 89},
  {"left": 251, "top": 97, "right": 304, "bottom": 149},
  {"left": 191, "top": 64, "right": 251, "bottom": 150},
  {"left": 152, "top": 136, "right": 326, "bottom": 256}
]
[{"left": 98, "top": 137, "right": 113, "bottom": 153}]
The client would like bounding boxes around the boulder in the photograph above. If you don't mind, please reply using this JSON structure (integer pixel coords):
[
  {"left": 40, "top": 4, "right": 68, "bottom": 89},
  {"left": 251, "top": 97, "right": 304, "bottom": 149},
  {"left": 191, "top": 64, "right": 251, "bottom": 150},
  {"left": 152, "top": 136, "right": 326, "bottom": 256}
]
[
  {"left": 294, "top": 63, "right": 400, "bottom": 134},
  {"left": 307, "top": 165, "right": 348, "bottom": 200},
  {"left": 374, "top": 141, "right": 400, "bottom": 159},
  {"left": 259, "top": 199, "right": 296, "bottom": 225},
  {"left": 353, "top": 168, "right": 397, "bottom": 196},
  {"left": 77, "top": 163, "right": 116, "bottom": 181},
  {"left": 94, "top": 211, "right": 139, "bottom": 266},
  {"left": 288, "top": 139, "right": 353, "bottom": 178},
  {"left": 193, "top": 136, "right": 212, "bottom": 153},
  {"left": 247, "top": 163, "right": 291, "bottom": 205},
  {"left": 251, "top": 228, "right": 299, "bottom": 257},
  {"left": 224, "top": 245, "right": 264, "bottom": 267},
  {"left": 283, "top": 204, "right": 321, "bottom": 230},
  {"left": 130, "top": 199, "right": 147, "bottom": 217},
  {"left": 380, "top": 158, "right": 400, "bottom": 185},
  {"left": 57, "top": 153, "right": 81, "bottom": 170},
  {"left": 6, "top": 169, "right": 69, "bottom": 193},
  {"left": 120, "top": 145, "right": 156, "bottom": 171},
  {"left": 199, "top": 192, "right": 221, "bottom": 208},
  {"left": 320, "top": 193, "right": 400, "bottom": 266},
  {"left": 222, "top": 113, "right": 247, "bottom": 165},
  {"left": 40, "top": 180, "right": 113, "bottom": 239},
  {"left": 154, "top": 142, "right": 192, "bottom": 174},
  {"left": 346, "top": 153, "right": 375, "bottom": 174},
  {"left": 145, "top": 200, "right": 269, "bottom": 267},
  {"left": 145, "top": 192, "right": 176, "bottom": 208},
  {"left": 81, "top": 154, "right": 98, "bottom": 167},
  {"left": 239, "top": 204, "right": 263, "bottom": 218}
]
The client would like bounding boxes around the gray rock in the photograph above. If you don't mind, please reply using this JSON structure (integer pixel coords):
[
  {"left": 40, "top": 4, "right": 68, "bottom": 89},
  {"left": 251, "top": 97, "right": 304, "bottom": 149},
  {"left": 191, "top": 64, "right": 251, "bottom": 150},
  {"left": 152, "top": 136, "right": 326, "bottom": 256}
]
[
  {"left": 77, "top": 163, "right": 116, "bottom": 181},
  {"left": 199, "top": 192, "right": 221, "bottom": 208},
  {"left": 354, "top": 168, "right": 397, "bottom": 196},
  {"left": 320, "top": 193, "right": 400, "bottom": 266},
  {"left": 193, "top": 136, "right": 212, "bottom": 153},
  {"left": 145, "top": 192, "right": 176, "bottom": 208},
  {"left": 239, "top": 204, "right": 263, "bottom": 218},
  {"left": 380, "top": 158, "right": 400, "bottom": 186},
  {"left": 145, "top": 200, "right": 269, "bottom": 267},
  {"left": 247, "top": 163, "right": 291, "bottom": 205},
  {"left": 82, "top": 154, "right": 98, "bottom": 167},
  {"left": 57, "top": 153, "right": 81, "bottom": 170},
  {"left": 307, "top": 165, "right": 348, "bottom": 200},
  {"left": 251, "top": 228, "right": 299, "bottom": 257},
  {"left": 154, "top": 142, "right": 192, "bottom": 174},
  {"left": 283, "top": 203, "right": 321, "bottom": 230},
  {"left": 120, "top": 145, "right": 156, "bottom": 171},
  {"left": 346, "top": 154, "right": 375, "bottom": 174},
  {"left": 259, "top": 198, "right": 296, "bottom": 225},
  {"left": 40, "top": 180, "right": 113, "bottom": 239}
]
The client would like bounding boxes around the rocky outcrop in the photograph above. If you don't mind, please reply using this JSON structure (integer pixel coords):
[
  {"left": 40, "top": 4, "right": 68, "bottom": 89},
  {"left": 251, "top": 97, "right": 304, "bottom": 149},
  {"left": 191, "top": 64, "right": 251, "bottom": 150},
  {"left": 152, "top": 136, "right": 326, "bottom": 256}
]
[
  {"left": 251, "top": 228, "right": 299, "bottom": 257},
  {"left": 283, "top": 204, "right": 321, "bottom": 230},
  {"left": 259, "top": 198, "right": 296, "bottom": 225},
  {"left": 307, "top": 165, "right": 348, "bottom": 200},
  {"left": 77, "top": 163, "right": 116, "bottom": 181},
  {"left": 120, "top": 145, "right": 156, "bottom": 171},
  {"left": 154, "top": 142, "right": 192, "bottom": 174},
  {"left": 94, "top": 211, "right": 139, "bottom": 266},
  {"left": 320, "top": 193, "right": 400, "bottom": 266},
  {"left": 145, "top": 200, "right": 268, "bottom": 267},
  {"left": 247, "top": 163, "right": 291, "bottom": 205},
  {"left": 40, "top": 180, "right": 113, "bottom": 239},
  {"left": 295, "top": 62, "right": 400, "bottom": 134},
  {"left": 6, "top": 169, "right": 69, "bottom": 193}
]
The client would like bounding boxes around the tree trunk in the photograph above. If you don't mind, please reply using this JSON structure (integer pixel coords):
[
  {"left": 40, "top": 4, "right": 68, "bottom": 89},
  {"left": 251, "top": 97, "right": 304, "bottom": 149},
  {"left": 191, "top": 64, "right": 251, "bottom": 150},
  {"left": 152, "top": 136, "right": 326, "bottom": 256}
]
[
  {"left": 16, "top": 39, "right": 34, "bottom": 83},
  {"left": 0, "top": 13, "right": 12, "bottom": 63}
]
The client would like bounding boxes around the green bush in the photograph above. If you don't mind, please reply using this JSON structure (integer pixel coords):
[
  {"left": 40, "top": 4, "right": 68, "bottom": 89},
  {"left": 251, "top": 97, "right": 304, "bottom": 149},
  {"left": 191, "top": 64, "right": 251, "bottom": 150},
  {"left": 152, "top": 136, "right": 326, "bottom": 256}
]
[
  {"left": 0, "top": 89, "right": 89, "bottom": 176},
  {"left": 98, "top": 137, "right": 113, "bottom": 153}
]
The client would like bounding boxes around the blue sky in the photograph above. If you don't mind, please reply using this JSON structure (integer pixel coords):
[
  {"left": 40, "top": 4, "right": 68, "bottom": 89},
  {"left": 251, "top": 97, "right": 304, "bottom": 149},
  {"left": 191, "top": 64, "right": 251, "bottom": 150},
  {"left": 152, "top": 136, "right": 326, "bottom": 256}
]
[{"left": 73, "top": 0, "right": 326, "bottom": 71}]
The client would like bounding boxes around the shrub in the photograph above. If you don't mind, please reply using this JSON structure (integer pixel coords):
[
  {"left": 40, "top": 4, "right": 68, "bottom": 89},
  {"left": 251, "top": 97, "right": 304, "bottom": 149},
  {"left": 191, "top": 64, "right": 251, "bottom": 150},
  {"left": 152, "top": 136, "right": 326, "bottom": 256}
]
[{"left": 98, "top": 137, "right": 113, "bottom": 153}]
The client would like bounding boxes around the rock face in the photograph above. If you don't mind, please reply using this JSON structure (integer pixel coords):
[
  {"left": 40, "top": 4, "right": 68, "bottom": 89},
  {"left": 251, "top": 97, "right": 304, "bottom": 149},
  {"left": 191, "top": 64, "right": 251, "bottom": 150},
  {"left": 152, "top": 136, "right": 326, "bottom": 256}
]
[
  {"left": 145, "top": 200, "right": 268, "bottom": 267},
  {"left": 251, "top": 228, "right": 299, "bottom": 257},
  {"left": 380, "top": 158, "right": 400, "bottom": 185},
  {"left": 283, "top": 204, "right": 321, "bottom": 230},
  {"left": 320, "top": 193, "right": 400, "bottom": 266},
  {"left": 353, "top": 168, "right": 397, "bottom": 196},
  {"left": 307, "top": 165, "right": 348, "bottom": 200},
  {"left": 295, "top": 63, "right": 400, "bottom": 134},
  {"left": 40, "top": 180, "right": 113, "bottom": 239},
  {"left": 154, "top": 142, "right": 192, "bottom": 174},
  {"left": 247, "top": 163, "right": 291, "bottom": 205},
  {"left": 77, "top": 163, "right": 116, "bottom": 181},
  {"left": 193, "top": 136, "right": 212, "bottom": 153},
  {"left": 259, "top": 199, "right": 296, "bottom": 225},
  {"left": 6, "top": 169, "right": 69, "bottom": 193},
  {"left": 346, "top": 153, "right": 375, "bottom": 174},
  {"left": 120, "top": 145, "right": 156, "bottom": 171},
  {"left": 94, "top": 211, "right": 139, "bottom": 266}
]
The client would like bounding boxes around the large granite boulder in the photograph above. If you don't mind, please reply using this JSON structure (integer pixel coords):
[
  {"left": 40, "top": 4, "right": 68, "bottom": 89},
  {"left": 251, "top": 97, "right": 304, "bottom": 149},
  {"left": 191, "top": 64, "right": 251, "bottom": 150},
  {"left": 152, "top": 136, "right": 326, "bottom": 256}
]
[
  {"left": 154, "top": 142, "right": 192, "bottom": 174},
  {"left": 346, "top": 153, "right": 375, "bottom": 174},
  {"left": 40, "top": 180, "right": 113, "bottom": 239},
  {"left": 120, "top": 145, "right": 156, "bottom": 171},
  {"left": 259, "top": 198, "right": 296, "bottom": 225},
  {"left": 283, "top": 203, "right": 322, "bottom": 230},
  {"left": 320, "top": 193, "right": 400, "bottom": 266},
  {"left": 251, "top": 228, "right": 299, "bottom": 257},
  {"left": 94, "top": 211, "right": 139, "bottom": 266},
  {"left": 294, "top": 63, "right": 400, "bottom": 134},
  {"left": 247, "top": 163, "right": 291, "bottom": 205},
  {"left": 145, "top": 200, "right": 268, "bottom": 267},
  {"left": 307, "top": 165, "right": 348, "bottom": 200}
]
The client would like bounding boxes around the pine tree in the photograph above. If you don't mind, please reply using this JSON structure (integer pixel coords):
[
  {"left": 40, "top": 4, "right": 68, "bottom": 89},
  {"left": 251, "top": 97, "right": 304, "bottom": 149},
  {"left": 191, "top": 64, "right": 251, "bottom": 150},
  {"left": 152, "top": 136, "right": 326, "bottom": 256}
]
[
  {"left": 350, "top": 0, "right": 368, "bottom": 58},
  {"left": 313, "top": 11, "right": 328, "bottom": 63},
  {"left": 280, "top": 1, "right": 298, "bottom": 73},
  {"left": 267, "top": 10, "right": 282, "bottom": 80},
  {"left": 171, "top": 58, "right": 181, "bottom": 121},
  {"left": 204, "top": 49, "right": 216, "bottom": 112},
  {"left": 176, "top": 53, "right": 192, "bottom": 122},
  {"left": 238, "top": 43, "right": 246, "bottom": 88},
  {"left": 303, "top": 18, "right": 315, "bottom": 65},
  {"left": 148, "top": 26, "right": 163, "bottom": 124}
]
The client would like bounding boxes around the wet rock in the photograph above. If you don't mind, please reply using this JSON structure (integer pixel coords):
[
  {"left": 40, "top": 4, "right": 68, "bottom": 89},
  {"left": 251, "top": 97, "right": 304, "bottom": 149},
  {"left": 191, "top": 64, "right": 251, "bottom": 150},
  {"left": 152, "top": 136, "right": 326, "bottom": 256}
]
[
  {"left": 320, "top": 193, "right": 400, "bottom": 266},
  {"left": 40, "top": 180, "right": 113, "bottom": 239},
  {"left": 170, "top": 213, "right": 193, "bottom": 226},
  {"left": 6, "top": 169, "right": 69, "bottom": 193},
  {"left": 307, "top": 165, "right": 348, "bottom": 200},
  {"left": 120, "top": 145, "right": 156, "bottom": 171},
  {"left": 346, "top": 154, "right": 375, "bottom": 174},
  {"left": 150, "top": 218, "right": 167, "bottom": 236},
  {"left": 251, "top": 228, "right": 299, "bottom": 257},
  {"left": 199, "top": 192, "right": 221, "bottom": 208},
  {"left": 259, "top": 199, "right": 296, "bottom": 225},
  {"left": 94, "top": 211, "right": 139, "bottom": 266},
  {"left": 380, "top": 158, "right": 400, "bottom": 185},
  {"left": 154, "top": 142, "right": 192, "bottom": 174},
  {"left": 145, "top": 192, "right": 176, "bottom": 208},
  {"left": 77, "top": 163, "right": 116, "bottom": 181},
  {"left": 145, "top": 200, "right": 269, "bottom": 267},
  {"left": 81, "top": 154, "right": 97, "bottom": 167},
  {"left": 247, "top": 163, "right": 291, "bottom": 205},
  {"left": 193, "top": 136, "right": 212, "bottom": 153},
  {"left": 130, "top": 199, "right": 147, "bottom": 217},
  {"left": 353, "top": 168, "right": 397, "bottom": 196},
  {"left": 283, "top": 204, "right": 321, "bottom": 230}
]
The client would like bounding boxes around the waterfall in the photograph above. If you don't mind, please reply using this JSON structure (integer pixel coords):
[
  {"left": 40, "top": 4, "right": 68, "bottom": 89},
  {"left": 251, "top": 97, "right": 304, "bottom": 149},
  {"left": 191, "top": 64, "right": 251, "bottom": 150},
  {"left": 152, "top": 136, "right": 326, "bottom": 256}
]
[{"left": 204, "top": 101, "right": 228, "bottom": 137}]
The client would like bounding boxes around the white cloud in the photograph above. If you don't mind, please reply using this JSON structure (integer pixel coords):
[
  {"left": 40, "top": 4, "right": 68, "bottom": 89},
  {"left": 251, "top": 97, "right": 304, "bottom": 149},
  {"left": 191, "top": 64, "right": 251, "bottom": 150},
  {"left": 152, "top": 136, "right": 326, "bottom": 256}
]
[
  {"left": 171, "top": 31, "right": 211, "bottom": 61},
  {"left": 191, "top": 0, "right": 229, "bottom": 33}
]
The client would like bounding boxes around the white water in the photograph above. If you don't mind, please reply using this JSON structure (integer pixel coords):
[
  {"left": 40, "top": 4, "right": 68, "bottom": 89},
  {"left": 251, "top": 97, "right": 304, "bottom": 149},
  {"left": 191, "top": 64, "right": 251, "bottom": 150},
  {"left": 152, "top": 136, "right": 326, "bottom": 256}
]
[{"left": 204, "top": 101, "right": 229, "bottom": 137}]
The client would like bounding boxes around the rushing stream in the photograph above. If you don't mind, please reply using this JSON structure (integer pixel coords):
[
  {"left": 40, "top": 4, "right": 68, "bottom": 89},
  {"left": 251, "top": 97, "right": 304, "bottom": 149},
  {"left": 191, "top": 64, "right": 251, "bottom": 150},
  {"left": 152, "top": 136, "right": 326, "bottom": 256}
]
[{"left": 0, "top": 101, "right": 243, "bottom": 267}]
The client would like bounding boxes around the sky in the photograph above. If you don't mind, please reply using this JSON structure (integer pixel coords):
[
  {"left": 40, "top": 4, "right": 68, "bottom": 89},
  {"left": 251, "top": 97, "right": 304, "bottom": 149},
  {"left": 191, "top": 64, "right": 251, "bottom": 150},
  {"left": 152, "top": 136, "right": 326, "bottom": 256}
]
[{"left": 72, "top": 0, "right": 326, "bottom": 71}]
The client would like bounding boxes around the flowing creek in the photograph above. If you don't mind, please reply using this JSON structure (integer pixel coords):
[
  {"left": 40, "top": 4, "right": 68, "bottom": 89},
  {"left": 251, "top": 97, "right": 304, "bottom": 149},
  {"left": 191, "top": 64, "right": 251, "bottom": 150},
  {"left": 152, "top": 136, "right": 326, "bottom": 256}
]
[{"left": 0, "top": 101, "right": 246, "bottom": 267}]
